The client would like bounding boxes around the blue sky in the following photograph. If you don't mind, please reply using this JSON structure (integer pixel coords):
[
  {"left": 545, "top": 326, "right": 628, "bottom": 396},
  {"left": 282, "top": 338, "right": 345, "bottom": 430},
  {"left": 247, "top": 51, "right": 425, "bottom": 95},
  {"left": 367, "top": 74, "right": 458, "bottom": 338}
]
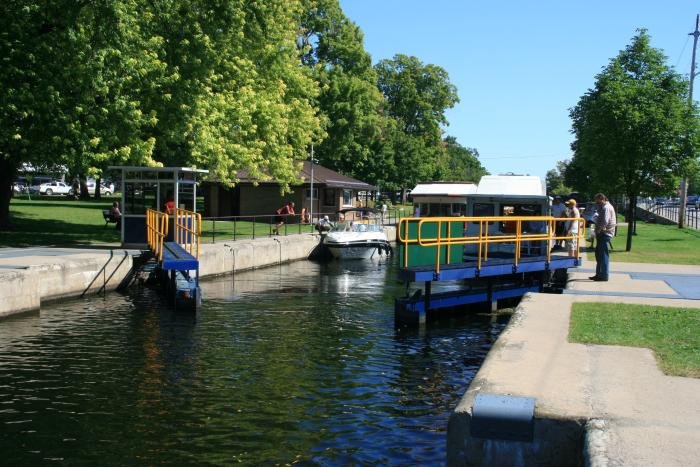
[{"left": 339, "top": 0, "right": 700, "bottom": 180}]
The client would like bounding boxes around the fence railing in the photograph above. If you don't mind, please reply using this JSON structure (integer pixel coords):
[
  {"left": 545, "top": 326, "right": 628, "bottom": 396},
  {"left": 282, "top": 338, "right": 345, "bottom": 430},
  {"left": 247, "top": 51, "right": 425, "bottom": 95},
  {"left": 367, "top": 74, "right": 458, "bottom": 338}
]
[
  {"left": 146, "top": 208, "right": 168, "bottom": 261},
  {"left": 174, "top": 208, "right": 202, "bottom": 259},
  {"left": 637, "top": 202, "right": 700, "bottom": 230},
  {"left": 398, "top": 215, "right": 585, "bottom": 273},
  {"left": 201, "top": 208, "right": 408, "bottom": 243}
]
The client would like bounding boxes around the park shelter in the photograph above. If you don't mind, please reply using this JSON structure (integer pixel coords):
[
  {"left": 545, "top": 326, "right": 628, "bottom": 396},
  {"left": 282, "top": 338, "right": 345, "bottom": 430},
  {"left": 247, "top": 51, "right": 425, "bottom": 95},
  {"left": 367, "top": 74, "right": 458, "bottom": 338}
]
[
  {"left": 202, "top": 161, "right": 377, "bottom": 220},
  {"left": 109, "top": 166, "right": 208, "bottom": 245}
]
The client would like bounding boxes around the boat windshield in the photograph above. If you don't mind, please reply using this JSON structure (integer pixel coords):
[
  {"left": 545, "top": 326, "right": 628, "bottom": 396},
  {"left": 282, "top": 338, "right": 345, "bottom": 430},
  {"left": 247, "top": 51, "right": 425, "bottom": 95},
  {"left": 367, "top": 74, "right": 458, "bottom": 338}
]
[{"left": 331, "top": 221, "right": 382, "bottom": 233}]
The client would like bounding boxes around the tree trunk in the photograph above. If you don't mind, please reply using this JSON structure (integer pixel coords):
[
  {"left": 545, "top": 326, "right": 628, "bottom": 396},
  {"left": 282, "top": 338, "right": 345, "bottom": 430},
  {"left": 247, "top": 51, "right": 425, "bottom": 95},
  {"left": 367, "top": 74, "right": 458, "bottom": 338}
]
[
  {"left": 0, "top": 158, "right": 17, "bottom": 229},
  {"left": 80, "top": 177, "right": 90, "bottom": 200},
  {"left": 95, "top": 176, "right": 102, "bottom": 200},
  {"left": 625, "top": 194, "right": 636, "bottom": 252}
]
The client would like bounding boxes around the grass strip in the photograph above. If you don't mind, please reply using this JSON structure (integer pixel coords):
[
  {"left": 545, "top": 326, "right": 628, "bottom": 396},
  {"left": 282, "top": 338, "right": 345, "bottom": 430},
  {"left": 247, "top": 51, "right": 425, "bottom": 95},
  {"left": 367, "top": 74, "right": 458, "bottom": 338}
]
[
  {"left": 3, "top": 196, "right": 121, "bottom": 247},
  {"left": 569, "top": 302, "right": 700, "bottom": 378},
  {"left": 584, "top": 221, "right": 700, "bottom": 265}
]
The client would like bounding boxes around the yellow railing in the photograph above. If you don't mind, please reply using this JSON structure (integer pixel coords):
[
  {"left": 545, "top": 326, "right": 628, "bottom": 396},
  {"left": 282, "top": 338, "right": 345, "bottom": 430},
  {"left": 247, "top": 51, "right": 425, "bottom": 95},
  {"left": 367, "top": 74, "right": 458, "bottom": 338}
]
[
  {"left": 147, "top": 208, "right": 169, "bottom": 261},
  {"left": 398, "top": 216, "right": 585, "bottom": 273},
  {"left": 174, "top": 208, "right": 201, "bottom": 259}
]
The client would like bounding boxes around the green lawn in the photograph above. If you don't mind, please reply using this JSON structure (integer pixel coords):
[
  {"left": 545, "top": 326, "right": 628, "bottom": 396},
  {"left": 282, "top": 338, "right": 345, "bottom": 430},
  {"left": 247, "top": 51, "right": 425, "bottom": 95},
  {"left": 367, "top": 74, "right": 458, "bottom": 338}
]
[
  {"left": 585, "top": 220, "right": 700, "bottom": 265},
  {"left": 569, "top": 302, "right": 700, "bottom": 377},
  {"left": 2, "top": 196, "right": 321, "bottom": 247},
  {"left": 201, "top": 218, "right": 316, "bottom": 242},
  {"left": 2, "top": 196, "right": 121, "bottom": 247}
]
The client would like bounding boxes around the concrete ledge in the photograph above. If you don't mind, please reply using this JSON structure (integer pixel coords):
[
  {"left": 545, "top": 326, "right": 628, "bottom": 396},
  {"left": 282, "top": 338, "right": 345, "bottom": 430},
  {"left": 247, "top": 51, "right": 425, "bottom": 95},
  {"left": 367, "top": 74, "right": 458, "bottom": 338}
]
[
  {"left": 0, "top": 227, "right": 397, "bottom": 319},
  {"left": 198, "top": 234, "right": 323, "bottom": 277},
  {"left": 447, "top": 293, "right": 586, "bottom": 466},
  {"left": 0, "top": 250, "right": 134, "bottom": 318},
  {"left": 447, "top": 288, "right": 700, "bottom": 466}
]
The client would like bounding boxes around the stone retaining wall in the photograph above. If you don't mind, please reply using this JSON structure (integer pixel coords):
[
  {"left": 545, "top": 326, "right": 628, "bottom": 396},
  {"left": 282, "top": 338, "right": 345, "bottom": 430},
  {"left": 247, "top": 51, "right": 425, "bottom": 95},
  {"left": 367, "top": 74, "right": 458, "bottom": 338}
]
[{"left": 0, "top": 226, "right": 397, "bottom": 319}]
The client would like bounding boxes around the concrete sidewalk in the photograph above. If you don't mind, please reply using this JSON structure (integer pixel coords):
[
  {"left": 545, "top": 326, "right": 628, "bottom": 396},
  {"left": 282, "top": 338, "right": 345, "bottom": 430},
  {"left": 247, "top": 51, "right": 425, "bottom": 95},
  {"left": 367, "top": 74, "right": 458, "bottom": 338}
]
[{"left": 448, "top": 260, "right": 700, "bottom": 466}]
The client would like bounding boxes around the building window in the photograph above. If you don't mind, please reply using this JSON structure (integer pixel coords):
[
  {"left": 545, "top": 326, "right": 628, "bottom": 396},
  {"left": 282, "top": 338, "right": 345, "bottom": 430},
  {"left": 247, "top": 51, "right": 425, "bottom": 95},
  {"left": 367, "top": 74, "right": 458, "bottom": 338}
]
[
  {"left": 323, "top": 188, "right": 335, "bottom": 206},
  {"left": 472, "top": 203, "right": 495, "bottom": 225},
  {"left": 342, "top": 189, "right": 353, "bottom": 206},
  {"left": 305, "top": 188, "right": 318, "bottom": 199}
]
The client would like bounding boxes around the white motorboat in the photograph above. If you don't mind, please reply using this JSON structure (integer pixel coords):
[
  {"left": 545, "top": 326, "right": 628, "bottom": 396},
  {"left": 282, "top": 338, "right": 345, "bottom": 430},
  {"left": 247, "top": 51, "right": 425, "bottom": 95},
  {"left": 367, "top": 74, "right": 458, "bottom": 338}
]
[{"left": 323, "top": 208, "right": 391, "bottom": 259}]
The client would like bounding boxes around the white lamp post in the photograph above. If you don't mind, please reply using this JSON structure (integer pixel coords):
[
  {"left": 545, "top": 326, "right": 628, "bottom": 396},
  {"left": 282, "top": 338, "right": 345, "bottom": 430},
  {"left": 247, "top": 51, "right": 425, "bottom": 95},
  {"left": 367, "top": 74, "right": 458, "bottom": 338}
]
[{"left": 309, "top": 144, "right": 315, "bottom": 224}]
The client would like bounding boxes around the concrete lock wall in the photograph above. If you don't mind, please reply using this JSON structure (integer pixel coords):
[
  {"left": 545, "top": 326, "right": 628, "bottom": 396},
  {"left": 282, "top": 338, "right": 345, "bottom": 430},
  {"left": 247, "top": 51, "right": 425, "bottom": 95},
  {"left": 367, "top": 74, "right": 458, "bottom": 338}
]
[
  {"left": 0, "top": 250, "right": 135, "bottom": 319},
  {"left": 0, "top": 228, "right": 397, "bottom": 318}
]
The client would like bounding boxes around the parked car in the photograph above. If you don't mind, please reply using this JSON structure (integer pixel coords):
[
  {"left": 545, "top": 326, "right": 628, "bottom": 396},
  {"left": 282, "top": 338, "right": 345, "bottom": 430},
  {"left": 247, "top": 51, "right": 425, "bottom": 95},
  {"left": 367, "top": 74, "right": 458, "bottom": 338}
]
[
  {"left": 687, "top": 195, "right": 699, "bottom": 209},
  {"left": 12, "top": 177, "right": 28, "bottom": 194},
  {"left": 28, "top": 176, "right": 56, "bottom": 194},
  {"left": 581, "top": 202, "right": 598, "bottom": 226},
  {"left": 37, "top": 181, "right": 74, "bottom": 196},
  {"left": 85, "top": 179, "right": 114, "bottom": 196}
]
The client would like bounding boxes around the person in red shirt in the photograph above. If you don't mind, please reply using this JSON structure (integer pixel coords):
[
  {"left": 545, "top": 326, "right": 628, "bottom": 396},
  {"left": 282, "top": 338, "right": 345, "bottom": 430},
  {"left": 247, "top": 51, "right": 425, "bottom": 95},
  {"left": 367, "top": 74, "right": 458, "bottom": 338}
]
[
  {"left": 273, "top": 201, "right": 295, "bottom": 235},
  {"left": 163, "top": 193, "right": 175, "bottom": 214}
]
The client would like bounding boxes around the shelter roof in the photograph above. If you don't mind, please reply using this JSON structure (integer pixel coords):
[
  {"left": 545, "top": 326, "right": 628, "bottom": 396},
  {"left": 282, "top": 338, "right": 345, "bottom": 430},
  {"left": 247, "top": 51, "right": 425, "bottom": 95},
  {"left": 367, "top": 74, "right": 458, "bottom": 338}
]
[{"left": 235, "top": 161, "right": 376, "bottom": 190}]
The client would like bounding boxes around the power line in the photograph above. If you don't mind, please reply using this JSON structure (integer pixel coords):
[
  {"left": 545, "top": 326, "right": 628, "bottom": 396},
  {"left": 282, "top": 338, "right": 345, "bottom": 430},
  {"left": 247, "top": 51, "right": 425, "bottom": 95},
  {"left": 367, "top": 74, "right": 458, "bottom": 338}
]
[
  {"left": 675, "top": 34, "right": 691, "bottom": 69},
  {"left": 479, "top": 154, "right": 571, "bottom": 160}
]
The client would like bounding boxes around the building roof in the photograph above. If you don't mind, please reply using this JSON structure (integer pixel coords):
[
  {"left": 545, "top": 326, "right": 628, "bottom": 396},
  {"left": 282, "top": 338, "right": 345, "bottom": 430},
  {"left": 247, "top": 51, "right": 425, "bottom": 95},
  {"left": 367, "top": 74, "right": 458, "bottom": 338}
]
[
  {"left": 411, "top": 182, "right": 478, "bottom": 197},
  {"left": 108, "top": 166, "right": 208, "bottom": 174},
  {"left": 235, "top": 161, "right": 377, "bottom": 190}
]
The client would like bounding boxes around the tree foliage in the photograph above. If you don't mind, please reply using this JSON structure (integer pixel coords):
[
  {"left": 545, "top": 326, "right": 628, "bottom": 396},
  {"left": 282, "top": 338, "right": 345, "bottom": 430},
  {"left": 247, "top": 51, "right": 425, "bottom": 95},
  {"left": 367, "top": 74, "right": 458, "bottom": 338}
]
[
  {"left": 375, "top": 54, "right": 460, "bottom": 190},
  {"left": 1, "top": 0, "right": 483, "bottom": 228},
  {"left": 437, "top": 136, "right": 488, "bottom": 182},
  {"left": 568, "top": 30, "right": 699, "bottom": 250},
  {"left": 546, "top": 160, "right": 572, "bottom": 196},
  {"left": 1, "top": 0, "right": 324, "bottom": 227},
  {"left": 297, "top": 0, "right": 384, "bottom": 182}
]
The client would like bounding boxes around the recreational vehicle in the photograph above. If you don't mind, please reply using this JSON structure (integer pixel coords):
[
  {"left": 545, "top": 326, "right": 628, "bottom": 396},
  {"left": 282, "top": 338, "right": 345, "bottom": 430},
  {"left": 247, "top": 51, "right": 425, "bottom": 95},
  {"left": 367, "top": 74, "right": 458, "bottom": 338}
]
[
  {"left": 463, "top": 175, "right": 550, "bottom": 256},
  {"left": 411, "top": 182, "right": 477, "bottom": 217}
]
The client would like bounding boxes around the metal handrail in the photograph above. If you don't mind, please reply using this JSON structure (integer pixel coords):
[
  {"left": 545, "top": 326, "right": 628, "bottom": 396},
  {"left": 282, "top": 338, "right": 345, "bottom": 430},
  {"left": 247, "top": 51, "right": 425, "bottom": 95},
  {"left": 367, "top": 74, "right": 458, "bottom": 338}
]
[
  {"left": 146, "top": 208, "right": 169, "bottom": 261},
  {"left": 174, "top": 208, "right": 201, "bottom": 259},
  {"left": 398, "top": 215, "right": 585, "bottom": 273}
]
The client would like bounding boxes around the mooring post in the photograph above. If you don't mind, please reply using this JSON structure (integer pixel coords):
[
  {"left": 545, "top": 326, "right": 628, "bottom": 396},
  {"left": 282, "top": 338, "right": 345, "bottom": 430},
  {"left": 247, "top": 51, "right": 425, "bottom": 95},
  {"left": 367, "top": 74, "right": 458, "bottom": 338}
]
[{"left": 423, "top": 281, "right": 431, "bottom": 318}]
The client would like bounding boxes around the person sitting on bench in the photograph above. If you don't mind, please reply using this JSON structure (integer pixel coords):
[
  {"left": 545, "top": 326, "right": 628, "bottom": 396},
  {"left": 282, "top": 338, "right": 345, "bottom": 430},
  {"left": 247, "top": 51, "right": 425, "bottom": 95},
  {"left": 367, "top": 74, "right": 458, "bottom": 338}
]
[{"left": 109, "top": 201, "right": 122, "bottom": 229}]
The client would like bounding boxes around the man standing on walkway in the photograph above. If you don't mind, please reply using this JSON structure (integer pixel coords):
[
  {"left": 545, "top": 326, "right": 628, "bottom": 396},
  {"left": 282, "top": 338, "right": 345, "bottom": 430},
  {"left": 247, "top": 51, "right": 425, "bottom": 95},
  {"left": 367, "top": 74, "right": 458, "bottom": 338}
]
[{"left": 590, "top": 193, "right": 616, "bottom": 282}]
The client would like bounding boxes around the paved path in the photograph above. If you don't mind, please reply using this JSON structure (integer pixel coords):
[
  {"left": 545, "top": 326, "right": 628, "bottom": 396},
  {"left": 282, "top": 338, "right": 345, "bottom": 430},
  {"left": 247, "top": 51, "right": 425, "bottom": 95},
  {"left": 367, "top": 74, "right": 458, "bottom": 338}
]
[
  {"left": 567, "top": 259, "right": 700, "bottom": 465},
  {"left": 455, "top": 256, "right": 700, "bottom": 465}
]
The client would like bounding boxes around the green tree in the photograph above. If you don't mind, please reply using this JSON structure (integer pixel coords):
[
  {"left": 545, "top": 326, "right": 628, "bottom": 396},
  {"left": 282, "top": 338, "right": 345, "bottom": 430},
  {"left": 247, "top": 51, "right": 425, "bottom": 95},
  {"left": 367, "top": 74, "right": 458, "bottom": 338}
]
[
  {"left": 1, "top": 0, "right": 165, "bottom": 226},
  {"left": 1, "top": 1, "right": 324, "bottom": 228},
  {"left": 297, "top": 0, "right": 384, "bottom": 182},
  {"left": 375, "top": 54, "right": 459, "bottom": 193},
  {"left": 569, "top": 30, "right": 699, "bottom": 251},
  {"left": 546, "top": 160, "right": 572, "bottom": 196},
  {"left": 436, "top": 136, "right": 487, "bottom": 182},
  {"left": 143, "top": 0, "right": 322, "bottom": 191}
]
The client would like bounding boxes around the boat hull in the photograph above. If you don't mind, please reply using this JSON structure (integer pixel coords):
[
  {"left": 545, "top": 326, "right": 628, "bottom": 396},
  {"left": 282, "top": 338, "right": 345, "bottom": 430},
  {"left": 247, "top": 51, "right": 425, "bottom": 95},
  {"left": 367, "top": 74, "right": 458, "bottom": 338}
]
[{"left": 325, "top": 240, "right": 390, "bottom": 259}]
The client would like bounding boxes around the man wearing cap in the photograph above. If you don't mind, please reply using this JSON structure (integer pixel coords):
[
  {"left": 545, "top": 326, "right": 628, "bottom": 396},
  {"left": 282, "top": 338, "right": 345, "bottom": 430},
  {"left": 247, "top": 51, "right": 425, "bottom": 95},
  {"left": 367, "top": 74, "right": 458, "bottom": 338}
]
[
  {"left": 590, "top": 193, "right": 616, "bottom": 282},
  {"left": 564, "top": 199, "right": 580, "bottom": 257}
]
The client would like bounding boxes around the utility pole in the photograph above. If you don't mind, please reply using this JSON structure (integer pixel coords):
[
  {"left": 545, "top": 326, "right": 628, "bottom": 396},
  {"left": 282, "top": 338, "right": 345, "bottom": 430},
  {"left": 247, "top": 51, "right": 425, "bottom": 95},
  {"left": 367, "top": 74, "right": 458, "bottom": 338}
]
[
  {"left": 680, "top": 14, "right": 700, "bottom": 228},
  {"left": 309, "top": 144, "right": 315, "bottom": 224}
]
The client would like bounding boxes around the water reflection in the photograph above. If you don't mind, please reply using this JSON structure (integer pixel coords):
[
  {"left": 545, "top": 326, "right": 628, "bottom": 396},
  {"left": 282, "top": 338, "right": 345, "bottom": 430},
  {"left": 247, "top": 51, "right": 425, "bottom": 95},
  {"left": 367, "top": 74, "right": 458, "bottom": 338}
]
[{"left": 0, "top": 257, "right": 509, "bottom": 465}]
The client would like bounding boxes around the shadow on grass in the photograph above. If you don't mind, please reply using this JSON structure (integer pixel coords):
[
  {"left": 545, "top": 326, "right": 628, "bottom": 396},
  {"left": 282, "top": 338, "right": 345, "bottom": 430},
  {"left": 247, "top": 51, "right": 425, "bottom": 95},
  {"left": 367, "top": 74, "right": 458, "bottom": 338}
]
[
  {"left": 11, "top": 199, "right": 117, "bottom": 210},
  {"left": 0, "top": 217, "right": 120, "bottom": 248}
]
